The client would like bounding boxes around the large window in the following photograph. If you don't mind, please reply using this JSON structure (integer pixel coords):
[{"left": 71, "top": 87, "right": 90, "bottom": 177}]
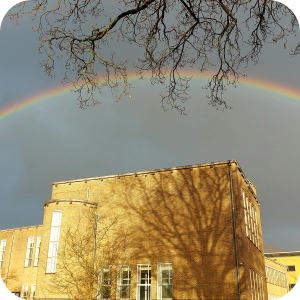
[
  {"left": 24, "top": 236, "right": 34, "bottom": 267},
  {"left": 254, "top": 209, "right": 259, "bottom": 249},
  {"left": 30, "top": 284, "right": 36, "bottom": 300},
  {"left": 157, "top": 264, "right": 172, "bottom": 299},
  {"left": 117, "top": 265, "right": 131, "bottom": 299},
  {"left": 242, "top": 190, "right": 248, "bottom": 237},
  {"left": 20, "top": 284, "right": 28, "bottom": 299},
  {"left": 98, "top": 266, "right": 112, "bottom": 299},
  {"left": 0, "top": 240, "right": 6, "bottom": 269},
  {"left": 249, "top": 200, "right": 253, "bottom": 243},
  {"left": 137, "top": 265, "right": 151, "bottom": 300},
  {"left": 46, "top": 210, "right": 62, "bottom": 273},
  {"left": 247, "top": 197, "right": 252, "bottom": 241},
  {"left": 249, "top": 267, "right": 264, "bottom": 300},
  {"left": 243, "top": 191, "right": 259, "bottom": 248},
  {"left": 33, "top": 235, "right": 41, "bottom": 266}
]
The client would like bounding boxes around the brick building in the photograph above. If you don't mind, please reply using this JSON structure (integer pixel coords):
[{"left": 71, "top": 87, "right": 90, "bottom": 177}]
[
  {"left": 1, "top": 160, "right": 270, "bottom": 299},
  {"left": 265, "top": 252, "right": 300, "bottom": 292},
  {"left": 264, "top": 256, "right": 289, "bottom": 299}
]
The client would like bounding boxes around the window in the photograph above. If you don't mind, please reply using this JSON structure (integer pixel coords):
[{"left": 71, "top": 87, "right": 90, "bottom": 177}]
[
  {"left": 33, "top": 235, "right": 41, "bottom": 266},
  {"left": 249, "top": 267, "right": 253, "bottom": 300},
  {"left": 254, "top": 209, "right": 259, "bottom": 249},
  {"left": 12, "top": 292, "right": 20, "bottom": 297},
  {"left": 287, "top": 265, "right": 295, "bottom": 271},
  {"left": 25, "top": 236, "right": 34, "bottom": 267},
  {"left": 46, "top": 210, "right": 62, "bottom": 273},
  {"left": 20, "top": 284, "right": 28, "bottom": 299},
  {"left": 247, "top": 197, "right": 252, "bottom": 241},
  {"left": 30, "top": 284, "right": 36, "bottom": 300},
  {"left": 284, "top": 273, "right": 288, "bottom": 288},
  {"left": 117, "top": 265, "right": 131, "bottom": 299},
  {"left": 98, "top": 266, "right": 112, "bottom": 299},
  {"left": 137, "top": 265, "right": 151, "bottom": 300},
  {"left": 0, "top": 240, "right": 6, "bottom": 269},
  {"left": 251, "top": 205, "right": 256, "bottom": 246},
  {"left": 289, "top": 284, "right": 295, "bottom": 290},
  {"left": 243, "top": 190, "right": 248, "bottom": 237},
  {"left": 260, "top": 273, "right": 264, "bottom": 300},
  {"left": 249, "top": 267, "right": 263, "bottom": 300},
  {"left": 157, "top": 264, "right": 172, "bottom": 299}
]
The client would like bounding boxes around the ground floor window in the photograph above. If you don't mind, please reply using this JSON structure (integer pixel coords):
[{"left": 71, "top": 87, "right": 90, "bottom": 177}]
[
  {"left": 157, "top": 264, "right": 172, "bottom": 299},
  {"left": 20, "top": 285, "right": 28, "bottom": 299},
  {"left": 30, "top": 284, "right": 36, "bottom": 300},
  {"left": 137, "top": 264, "right": 151, "bottom": 300},
  {"left": 117, "top": 265, "right": 131, "bottom": 299},
  {"left": 98, "top": 266, "right": 112, "bottom": 299}
]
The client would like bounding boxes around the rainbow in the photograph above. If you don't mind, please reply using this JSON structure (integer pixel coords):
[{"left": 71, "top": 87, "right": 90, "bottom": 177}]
[{"left": 1, "top": 71, "right": 300, "bottom": 122}]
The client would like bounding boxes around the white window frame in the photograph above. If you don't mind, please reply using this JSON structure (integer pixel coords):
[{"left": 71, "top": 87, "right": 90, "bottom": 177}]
[
  {"left": 157, "top": 264, "right": 172, "bottom": 300},
  {"left": 33, "top": 235, "right": 41, "bottom": 267},
  {"left": 250, "top": 202, "right": 256, "bottom": 245},
  {"left": 254, "top": 209, "right": 259, "bottom": 249},
  {"left": 247, "top": 197, "right": 252, "bottom": 241},
  {"left": 242, "top": 190, "right": 249, "bottom": 237},
  {"left": 0, "top": 240, "right": 6, "bottom": 269},
  {"left": 137, "top": 264, "right": 151, "bottom": 300},
  {"left": 250, "top": 267, "right": 254, "bottom": 300},
  {"left": 30, "top": 284, "right": 36, "bottom": 300},
  {"left": 117, "top": 265, "right": 131, "bottom": 300},
  {"left": 261, "top": 274, "right": 264, "bottom": 300},
  {"left": 98, "top": 266, "right": 112, "bottom": 300},
  {"left": 46, "top": 210, "right": 62, "bottom": 273},
  {"left": 21, "top": 284, "right": 28, "bottom": 299},
  {"left": 253, "top": 269, "right": 257, "bottom": 300},
  {"left": 24, "top": 236, "right": 35, "bottom": 267}
]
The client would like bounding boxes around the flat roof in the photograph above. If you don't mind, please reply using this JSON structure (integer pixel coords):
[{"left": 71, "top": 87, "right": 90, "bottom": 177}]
[
  {"left": 0, "top": 224, "right": 42, "bottom": 232},
  {"left": 264, "top": 256, "right": 288, "bottom": 269},
  {"left": 265, "top": 251, "right": 300, "bottom": 257},
  {"left": 52, "top": 159, "right": 258, "bottom": 202}
]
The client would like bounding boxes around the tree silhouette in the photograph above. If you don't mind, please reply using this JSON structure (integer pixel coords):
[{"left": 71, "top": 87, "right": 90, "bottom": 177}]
[{"left": 7, "top": 0, "right": 299, "bottom": 113}]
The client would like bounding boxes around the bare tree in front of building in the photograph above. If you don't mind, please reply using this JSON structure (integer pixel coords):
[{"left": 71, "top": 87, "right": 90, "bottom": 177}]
[
  {"left": 264, "top": 243, "right": 282, "bottom": 253},
  {"left": 41, "top": 209, "right": 129, "bottom": 300}
]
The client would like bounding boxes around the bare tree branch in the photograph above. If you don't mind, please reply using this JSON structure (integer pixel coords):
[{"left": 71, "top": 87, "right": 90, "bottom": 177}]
[{"left": 6, "top": 0, "right": 299, "bottom": 113}]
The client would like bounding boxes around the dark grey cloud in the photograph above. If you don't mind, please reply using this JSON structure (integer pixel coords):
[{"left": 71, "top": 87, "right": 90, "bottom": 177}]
[{"left": 0, "top": 0, "right": 300, "bottom": 253}]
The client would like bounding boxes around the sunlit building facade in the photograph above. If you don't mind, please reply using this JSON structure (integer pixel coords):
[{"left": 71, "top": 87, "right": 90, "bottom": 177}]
[{"left": 1, "top": 160, "right": 271, "bottom": 299}]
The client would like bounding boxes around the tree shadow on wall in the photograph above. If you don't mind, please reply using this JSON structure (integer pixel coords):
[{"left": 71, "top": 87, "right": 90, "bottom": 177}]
[{"left": 109, "top": 166, "right": 247, "bottom": 300}]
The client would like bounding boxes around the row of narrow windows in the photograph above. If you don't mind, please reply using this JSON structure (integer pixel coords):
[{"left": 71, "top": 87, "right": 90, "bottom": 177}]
[
  {"left": 0, "top": 235, "right": 41, "bottom": 269},
  {"left": 249, "top": 267, "right": 264, "bottom": 300},
  {"left": 265, "top": 266, "right": 288, "bottom": 288},
  {"left": 14, "top": 265, "right": 172, "bottom": 300},
  {"left": 268, "top": 295, "right": 281, "bottom": 300},
  {"left": 14, "top": 284, "right": 36, "bottom": 299},
  {"left": 243, "top": 189, "right": 260, "bottom": 249},
  {"left": 98, "top": 264, "right": 172, "bottom": 300}
]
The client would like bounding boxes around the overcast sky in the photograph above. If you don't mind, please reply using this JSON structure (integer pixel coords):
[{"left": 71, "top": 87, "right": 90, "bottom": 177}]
[{"left": 0, "top": 1, "right": 300, "bottom": 254}]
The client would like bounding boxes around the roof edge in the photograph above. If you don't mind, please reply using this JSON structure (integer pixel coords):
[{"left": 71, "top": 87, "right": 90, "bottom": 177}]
[
  {"left": 0, "top": 224, "right": 43, "bottom": 232},
  {"left": 51, "top": 159, "right": 258, "bottom": 203}
]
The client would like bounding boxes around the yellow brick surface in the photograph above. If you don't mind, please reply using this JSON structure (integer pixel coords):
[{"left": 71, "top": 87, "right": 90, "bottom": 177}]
[
  {"left": 1, "top": 160, "right": 269, "bottom": 300},
  {"left": 264, "top": 256, "right": 289, "bottom": 298},
  {"left": 0, "top": 225, "right": 42, "bottom": 297}
]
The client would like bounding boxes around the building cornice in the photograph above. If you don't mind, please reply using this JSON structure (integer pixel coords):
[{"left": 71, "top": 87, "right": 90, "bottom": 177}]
[
  {"left": 51, "top": 159, "right": 259, "bottom": 204},
  {"left": 264, "top": 256, "right": 288, "bottom": 270},
  {"left": 44, "top": 199, "right": 98, "bottom": 207},
  {"left": 0, "top": 224, "right": 42, "bottom": 233},
  {"left": 265, "top": 251, "right": 300, "bottom": 257}
]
